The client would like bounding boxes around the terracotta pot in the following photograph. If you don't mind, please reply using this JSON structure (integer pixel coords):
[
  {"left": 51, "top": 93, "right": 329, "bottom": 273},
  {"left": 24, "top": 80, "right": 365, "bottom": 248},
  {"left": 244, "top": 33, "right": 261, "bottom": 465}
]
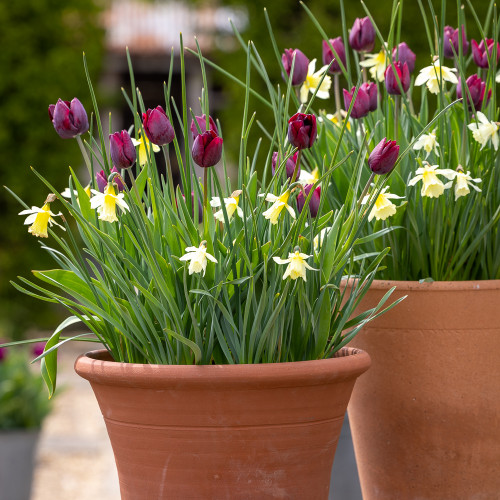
[
  {"left": 75, "top": 347, "right": 370, "bottom": 500},
  {"left": 347, "top": 280, "right": 500, "bottom": 500}
]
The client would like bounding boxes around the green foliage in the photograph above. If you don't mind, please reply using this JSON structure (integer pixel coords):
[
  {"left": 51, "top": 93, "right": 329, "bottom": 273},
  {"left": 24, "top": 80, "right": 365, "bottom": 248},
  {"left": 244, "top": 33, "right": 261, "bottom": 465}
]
[
  {"left": 0, "top": 0, "right": 104, "bottom": 339},
  {"left": 0, "top": 348, "right": 52, "bottom": 429}
]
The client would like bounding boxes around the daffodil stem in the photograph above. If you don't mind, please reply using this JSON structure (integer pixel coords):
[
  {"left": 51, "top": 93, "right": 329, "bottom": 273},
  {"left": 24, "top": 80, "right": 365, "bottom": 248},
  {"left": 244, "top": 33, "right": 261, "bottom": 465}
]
[
  {"left": 360, "top": 53, "right": 367, "bottom": 83},
  {"left": 76, "top": 136, "right": 92, "bottom": 179},
  {"left": 334, "top": 74, "right": 341, "bottom": 118},
  {"left": 290, "top": 149, "right": 302, "bottom": 185},
  {"left": 359, "top": 172, "right": 376, "bottom": 207},
  {"left": 460, "top": 120, "right": 467, "bottom": 166},
  {"left": 163, "top": 147, "right": 176, "bottom": 205}
]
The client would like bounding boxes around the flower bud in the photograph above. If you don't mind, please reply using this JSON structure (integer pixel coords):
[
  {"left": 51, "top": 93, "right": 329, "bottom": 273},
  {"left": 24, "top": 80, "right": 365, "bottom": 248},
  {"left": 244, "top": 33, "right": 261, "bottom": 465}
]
[
  {"left": 110, "top": 130, "right": 136, "bottom": 169},
  {"left": 385, "top": 61, "right": 410, "bottom": 95},
  {"left": 443, "top": 25, "right": 469, "bottom": 59},
  {"left": 48, "top": 98, "right": 89, "bottom": 139},
  {"left": 297, "top": 184, "right": 321, "bottom": 218},
  {"left": 32, "top": 342, "right": 45, "bottom": 358},
  {"left": 361, "top": 81, "right": 378, "bottom": 112},
  {"left": 192, "top": 130, "right": 223, "bottom": 168},
  {"left": 281, "top": 48, "right": 309, "bottom": 86},
  {"left": 343, "top": 86, "right": 371, "bottom": 119},
  {"left": 96, "top": 166, "right": 124, "bottom": 193},
  {"left": 457, "top": 75, "right": 491, "bottom": 112},
  {"left": 392, "top": 42, "right": 416, "bottom": 73},
  {"left": 349, "top": 17, "right": 376, "bottom": 53},
  {"left": 368, "top": 138, "right": 399, "bottom": 175},
  {"left": 287, "top": 113, "right": 317, "bottom": 150},
  {"left": 142, "top": 106, "right": 175, "bottom": 146},
  {"left": 471, "top": 38, "right": 500, "bottom": 69},
  {"left": 272, "top": 151, "right": 299, "bottom": 179},
  {"left": 0, "top": 346, "right": 6, "bottom": 362},
  {"left": 322, "top": 37, "right": 346, "bottom": 75},
  {"left": 190, "top": 114, "right": 218, "bottom": 140}
]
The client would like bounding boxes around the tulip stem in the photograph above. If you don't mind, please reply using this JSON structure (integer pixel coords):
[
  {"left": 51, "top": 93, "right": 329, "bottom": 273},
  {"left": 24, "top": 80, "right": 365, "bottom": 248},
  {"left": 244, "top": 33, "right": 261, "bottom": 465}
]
[
  {"left": 360, "top": 53, "right": 367, "bottom": 83},
  {"left": 334, "top": 74, "right": 341, "bottom": 118},
  {"left": 203, "top": 167, "right": 208, "bottom": 212},
  {"left": 163, "top": 147, "right": 176, "bottom": 205},
  {"left": 76, "top": 136, "right": 92, "bottom": 179},
  {"left": 394, "top": 96, "right": 400, "bottom": 141},
  {"left": 290, "top": 150, "right": 302, "bottom": 185}
]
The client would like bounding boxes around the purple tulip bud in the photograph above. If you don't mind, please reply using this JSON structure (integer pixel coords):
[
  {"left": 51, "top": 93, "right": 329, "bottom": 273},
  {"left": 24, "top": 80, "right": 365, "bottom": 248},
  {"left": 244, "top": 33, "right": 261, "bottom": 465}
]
[
  {"left": 343, "top": 86, "right": 371, "bottom": 119},
  {"left": 142, "top": 106, "right": 175, "bottom": 146},
  {"left": 48, "top": 98, "right": 89, "bottom": 139},
  {"left": 272, "top": 151, "right": 299, "bottom": 179},
  {"left": 472, "top": 38, "right": 500, "bottom": 69},
  {"left": 282, "top": 48, "right": 309, "bottom": 86},
  {"left": 32, "top": 342, "right": 45, "bottom": 358},
  {"left": 392, "top": 42, "right": 416, "bottom": 73},
  {"left": 385, "top": 61, "right": 410, "bottom": 95},
  {"left": 443, "top": 25, "right": 469, "bottom": 59},
  {"left": 190, "top": 114, "right": 218, "bottom": 140},
  {"left": 288, "top": 113, "right": 317, "bottom": 150},
  {"left": 109, "top": 130, "right": 136, "bottom": 169},
  {"left": 360, "top": 82, "right": 378, "bottom": 112},
  {"left": 349, "top": 17, "right": 376, "bottom": 53},
  {"left": 322, "top": 37, "right": 346, "bottom": 75},
  {"left": 297, "top": 184, "right": 321, "bottom": 218},
  {"left": 457, "top": 75, "right": 491, "bottom": 112},
  {"left": 0, "top": 346, "right": 6, "bottom": 362},
  {"left": 96, "top": 166, "right": 124, "bottom": 193},
  {"left": 368, "top": 138, "right": 399, "bottom": 175},
  {"left": 192, "top": 130, "right": 223, "bottom": 168}
]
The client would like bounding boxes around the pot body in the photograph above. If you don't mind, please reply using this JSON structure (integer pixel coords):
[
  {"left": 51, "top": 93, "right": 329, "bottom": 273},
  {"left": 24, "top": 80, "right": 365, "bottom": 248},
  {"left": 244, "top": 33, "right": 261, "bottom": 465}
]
[
  {"left": 0, "top": 429, "right": 39, "bottom": 500},
  {"left": 75, "top": 347, "right": 370, "bottom": 500},
  {"left": 347, "top": 280, "right": 500, "bottom": 500}
]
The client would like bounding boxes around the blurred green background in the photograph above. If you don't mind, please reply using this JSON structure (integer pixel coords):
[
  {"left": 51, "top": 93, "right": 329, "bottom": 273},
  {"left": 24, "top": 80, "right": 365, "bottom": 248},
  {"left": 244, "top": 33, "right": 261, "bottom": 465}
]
[{"left": 0, "top": 0, "right": 489, "bottom": 339}]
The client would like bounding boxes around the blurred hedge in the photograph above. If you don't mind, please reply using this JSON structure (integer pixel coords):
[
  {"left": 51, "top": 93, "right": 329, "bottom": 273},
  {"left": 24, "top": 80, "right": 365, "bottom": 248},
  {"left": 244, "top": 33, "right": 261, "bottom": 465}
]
[{"left": 0, "top": 0, "right": 104, "bottom": 339}]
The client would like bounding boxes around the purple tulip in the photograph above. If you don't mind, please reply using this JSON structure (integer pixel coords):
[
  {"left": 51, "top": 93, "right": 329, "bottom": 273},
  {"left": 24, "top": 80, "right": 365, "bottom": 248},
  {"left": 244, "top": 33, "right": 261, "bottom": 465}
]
[
  {"left": 368, "top": 138, "right": 399, "bottom": 175},
  {"left": 110, "top": 130, "right": 136, "bottom": 169},
  {"left": 0, "top": 346, "right": 6, "bottom": 362},
  {"left": 96, "top": 166, "right": 124, "bottom": 193},
  {"left": 361, "top": 82, "right": 378, "bottom": 112},
  {"left": 385, "top": 61, "right": 410, "bottom": 95},
  {"left": 471, "top": 38, "right": 500, "bottom": 69},
  {"left": 32, "top": 343, "right": 45, "bottom": 358},
  {"left": 457, "top": 75, "right": 491, "bottom": 112},
  {"left": 349, "top": 17, "right": 376, "bottom": 53},
  {"left": 192, "top": 130, "right": 223, "bottom": 168},
  {"left": 343, "top": 86, "right": 371, "bottom": 119},
  {"left": 142, "top": 106, "right": 175, "bottom": 146},
  {"left": 392, "top": 42, "right": 416, "bottom": 73},
  {"left": 272, "top": 151, "right": 300, "bottom": 179},
  {"left": 48, "top": 98, "right": 89, "bottom": 139},
  {"left": 282, "top": 48, "right": 309, "bottom": 86},
  {"left": 190, "top": 114, "right": 218, "bottom": 140},
  {"left": 297, "top": 184, "right": 321, "bottom": 218},
  {"left": 288, "top": 113, "right": 317, "bottom": 150},
  {"left": 443, "top": 25, "right": 469, "bottom": 59},
  {"left": 322, "top": 37, "right": 346, "bottom": 75}
]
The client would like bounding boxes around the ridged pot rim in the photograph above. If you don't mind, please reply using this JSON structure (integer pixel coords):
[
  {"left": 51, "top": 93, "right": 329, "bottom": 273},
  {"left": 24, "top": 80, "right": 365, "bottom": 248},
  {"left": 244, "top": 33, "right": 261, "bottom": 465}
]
[
  {"left": 74, "top": 347, "right": 371, "bottom": 390},
  {"left": 347, "top": 279, "right": 500, "bottom": 292}
]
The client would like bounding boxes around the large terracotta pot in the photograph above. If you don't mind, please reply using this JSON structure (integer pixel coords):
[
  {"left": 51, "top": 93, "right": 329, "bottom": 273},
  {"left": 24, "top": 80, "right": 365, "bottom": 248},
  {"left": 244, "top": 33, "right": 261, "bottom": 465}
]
[
  {"left": 347, "top": 280, "right": 500, "bottom": 500},
  {"left": 75, "top": 347, "right": 370, "bottom": 500}
]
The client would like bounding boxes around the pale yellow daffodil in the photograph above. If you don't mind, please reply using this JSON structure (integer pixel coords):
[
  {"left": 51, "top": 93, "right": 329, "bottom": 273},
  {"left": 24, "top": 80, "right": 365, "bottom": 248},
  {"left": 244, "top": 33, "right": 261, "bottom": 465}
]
[
  {"left": 467, "top": 112, "right": 499, "bottom": 151},
  {"left": 179, "top": 242, "right": 217, "bottom": 276},
  {"left": 408, "top": 164, "right": 456, "bottom": 198},
  {"left": 359, "top": 45, "right": 389, "bottom": 82},
  {"left": 413, "top": 130, "right": 439, "bottom": 158},
  {"left": 90, "top": 184, "right": 129, "bottom": 223},
  {"left": 260, "top": 191, "right": 296, "bottom": 225},
  {"left": 273, "top": 250, "right": 317, "bottom": 282},
  {"left": 313, "top": 227, "right": 331, "bottom": 251},
  {"left": 414, "top": 59, "right": 458, "bottom": 94},
  {"left": 300, "top": 59, "right": 332, "bottom": 104},
  {"left": 132, "top": 134, "right": 160, "bottom": 166},
  {"left": 453, "top": 169, "right": 482, "bottom": 200},
  {"left": 298, "top": 167, "right": 320, "bottom": 186},
  {"left": 19, "top": 195, "right": 64, "bottom": 238},
  {"left": 362, "top": 187, "right": 404, "bottom": 222},
  {"left": 210, "top": 190, "right": 243, "bottom": 223}
]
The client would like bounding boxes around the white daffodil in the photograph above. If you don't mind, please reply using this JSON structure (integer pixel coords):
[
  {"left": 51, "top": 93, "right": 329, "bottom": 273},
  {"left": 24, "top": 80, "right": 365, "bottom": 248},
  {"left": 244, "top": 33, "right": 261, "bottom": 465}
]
[
  {"left": 299, "top": 59, "right": 332, "bottom": 104},
  {"left": 179, "top": 242, "right": 217, "bottom": 276},
  {"left": 273, "top": 250, "right": 318, "bottom": 282},
  {"left": 260, "top": 191, "right": 296, "bottom": 225},
  {"left": 62, "top": 185, "right": 91, "bottom": 204},
  {"left": 324, "top": 111, "right": 352, "bottom": 131},
  {"left": 413, "top": 130, "right": 439, "bottom": 158},
  {"left": 359, "top": 45, "right": 389, "bottom": 82},
  {"left": 90, "top": 184, "right": 129, "bottom": 223},
  {"left": 408, "top": 163, "right": 456, "bottom": 198},
  {"left": 313, "top": 227, "right": 331, "bottom": 251},
  {"left": 467, "top": 112, "right": 499, "bottom": 151},
  {"left": 496, "top": 71, "right": 500, "bottom": 84},
  {"left": 298, "top": 167, "right": 320, "bottom": 186},
  {"left": 19, "top": 197, "right": 64, "bottom": 238},
  {"left": 414, "top": 59, "right": 458, "bottom": 94},
  {"left": 131, "top": 134, "right": 160, "bottom": 166},
  {"left": 361, "top": 187, "right": 404, "bottom": 222},
  {"left": 453, "top": 169, "right": 482, "bottom": 200},
  {"left": 210, "top": 190, "right": 243, "bottom": 223}
]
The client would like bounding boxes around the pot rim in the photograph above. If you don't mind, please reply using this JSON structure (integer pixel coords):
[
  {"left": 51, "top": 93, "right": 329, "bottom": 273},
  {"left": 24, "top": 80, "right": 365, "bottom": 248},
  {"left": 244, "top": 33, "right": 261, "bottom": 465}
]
[
  {"left": 74, "top": 347, "right": 371, "bottom": 389},
  {"left": 351, "top": 278, "right": 500, "bottom": 292}
]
